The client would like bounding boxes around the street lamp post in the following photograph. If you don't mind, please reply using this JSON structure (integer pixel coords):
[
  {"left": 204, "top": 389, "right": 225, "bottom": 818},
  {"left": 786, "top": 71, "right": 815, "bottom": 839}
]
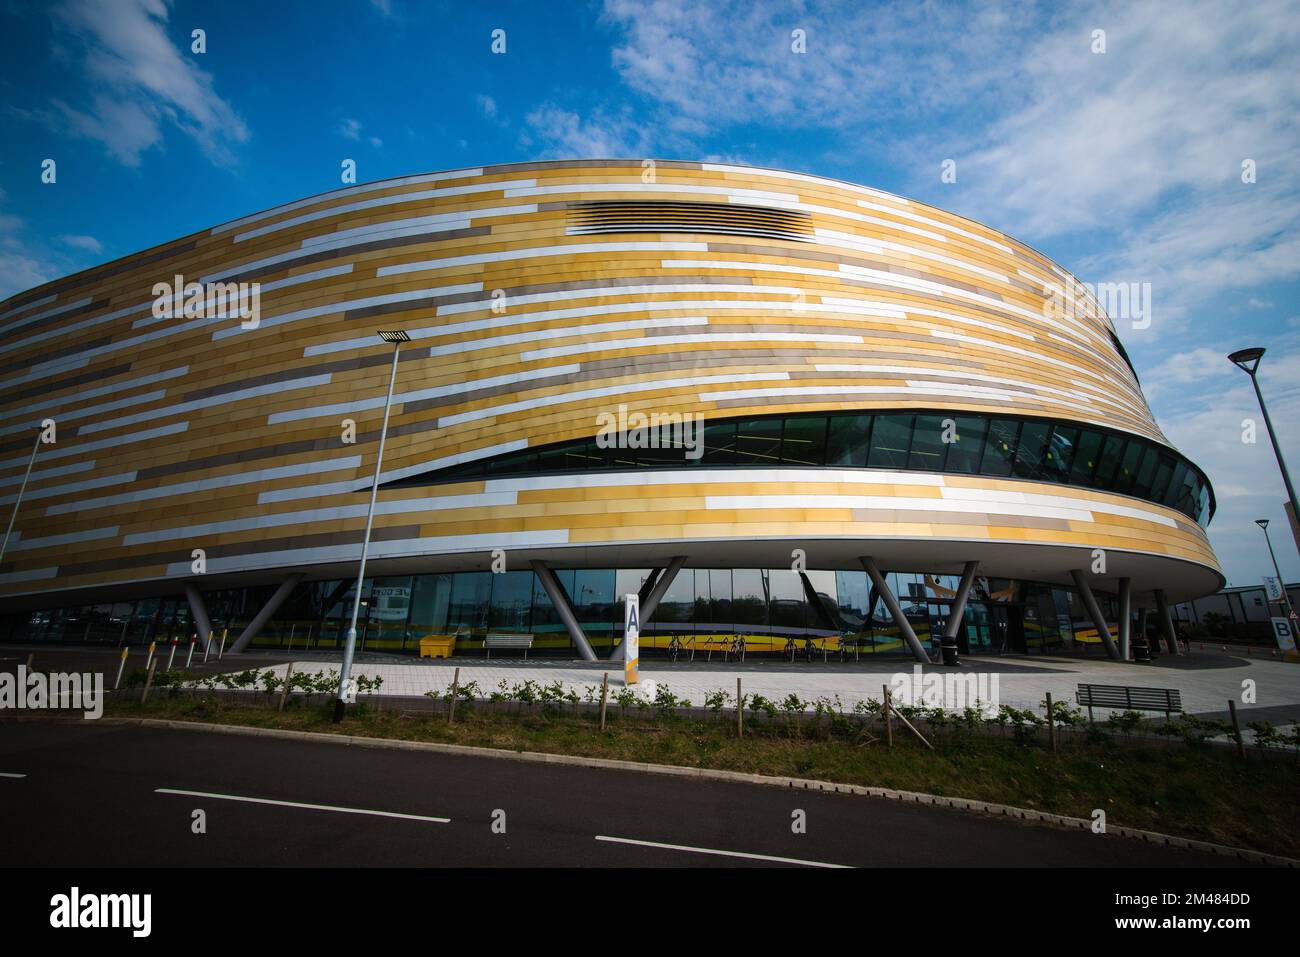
[
  {"left": 334, "top": 330, "right": 410, "bottom": 723},
  {"left": 0, "top": 429, "right": 44, "bottom": 567},
  {"left": 1256, "top": 519, "right": 1297, "bottom": 634},
  {"left": 1230, "top": 348, "right": 1300, "bottom": 559}
]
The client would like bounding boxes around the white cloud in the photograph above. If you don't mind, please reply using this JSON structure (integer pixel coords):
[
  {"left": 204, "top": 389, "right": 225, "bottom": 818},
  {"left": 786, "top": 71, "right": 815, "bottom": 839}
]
[
  {"left": 59, "top": 234, "right": 103, "bottom": 253},
  {"left": 522, "top": 104, "right": 654, "bottom": 159},
  {"left": 338, "top": 117, "right": 380, "bottom": 148},
  {"left": 477, "top": 94, "right": 498, "bottom": 119},
  {"left": 47, "top": 0, "right": 249, "bottom": 167}
]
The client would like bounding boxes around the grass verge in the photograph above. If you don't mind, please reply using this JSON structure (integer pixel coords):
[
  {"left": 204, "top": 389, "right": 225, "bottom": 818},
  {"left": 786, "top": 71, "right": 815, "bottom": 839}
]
[{"left": 103, "top": 694, "right": 1299, "bottom": 858}]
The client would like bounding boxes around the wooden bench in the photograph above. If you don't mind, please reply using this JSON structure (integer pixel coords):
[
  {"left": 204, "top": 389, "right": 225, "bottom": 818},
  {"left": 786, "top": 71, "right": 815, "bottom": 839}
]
[
  {"left": 417, "top": 635, "right": 456, "bottom": 659},
  {"left": 483, "top": 632, "right": 533, "bottom": 659},
  {"left": 1076, "top": 683, "right": 1181, "bottom": 721}
]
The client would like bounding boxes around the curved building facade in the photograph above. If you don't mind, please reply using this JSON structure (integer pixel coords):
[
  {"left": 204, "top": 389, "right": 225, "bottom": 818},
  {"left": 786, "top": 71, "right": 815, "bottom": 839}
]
[{"left": 0, "top": 160, "right": 1220, "bottom": 659}]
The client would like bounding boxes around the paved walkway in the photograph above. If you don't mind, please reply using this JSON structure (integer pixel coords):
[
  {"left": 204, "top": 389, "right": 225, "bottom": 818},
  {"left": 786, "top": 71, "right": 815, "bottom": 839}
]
[{"left": 263, "top": 649, "right": 1300, "bottom": 721}]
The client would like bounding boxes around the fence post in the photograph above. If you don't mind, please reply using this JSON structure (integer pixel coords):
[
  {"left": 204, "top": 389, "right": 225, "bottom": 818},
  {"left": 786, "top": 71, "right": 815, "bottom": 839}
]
[
  {"left": 1228, "top": 699, "right": 1246, "bottom": 760},
  {"left": 279, "top": 662, "right": 295, "bottom": 713},
  {"left": 737, "top": 677, "right": 743, "bottom": 738},
  {"left": 447, "top": 667, "right": 460, "bottom": 724},
  {"left": 114, "top": 648, "right": 129, "bottom": 690},
  {"left": 599, "top": 672, "right": 609, "bottom": 731},
  {"left": 287, "top": 623, "right": 295, "bottom": 654},
  {"left": 140, "top": 660, "right": 157, "bottom": 705},
  {"left": 883, "top": 684, "right": 894, "bottom": 749},
  {"left": 1046, "top": 691, "right": 1057, "bottom": 753}
]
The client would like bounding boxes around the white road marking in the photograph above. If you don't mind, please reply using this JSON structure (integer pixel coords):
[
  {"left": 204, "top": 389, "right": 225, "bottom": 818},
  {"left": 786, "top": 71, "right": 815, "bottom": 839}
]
[
  {"left": 595, "top": 835, "right": 850, "bottom": 868},
  {"left": 0, "top": 772, "right": 27, "bottom": 778},
  {"left": 155, "top": 788, "right": 450, "bottom": 823}
]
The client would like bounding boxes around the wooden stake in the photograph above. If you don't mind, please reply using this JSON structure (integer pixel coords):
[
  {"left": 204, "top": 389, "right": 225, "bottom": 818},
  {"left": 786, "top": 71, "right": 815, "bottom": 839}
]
[
  {"left": 599, "top": 673, "right": 609, "bottom": 731},
  {"left": 1228, "top": 699, "right": 1246, "bottom": 760},
  {"left": 447, "top": 667, "right": 460, "bottom": 723},
  {"left": 140, "top": 660, "right": 157, "bottom": 705},
  {"left": 737, "top": 677, "right": 744, "bottom": 738},
  {"left": 883, "top": 684, "right": 893, "bottom": 749},
  {"left": 279, "top": 662, "right": 295, "bottom": 713},
  {"left": 1046, "top": 691, "right": 1057, "bottom": 753}
]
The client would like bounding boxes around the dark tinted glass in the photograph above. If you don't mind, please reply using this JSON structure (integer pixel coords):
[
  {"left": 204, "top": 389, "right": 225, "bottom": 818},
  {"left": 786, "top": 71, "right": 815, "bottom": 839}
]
[
  {"left": 1112, "top": 442, "right": 1145, "bottom": 494},
  {"left": 1069, "top": 430, "right": 1103, "bottom": 484},
  {"left": 1043, "top": 426, "right": 1076, "bottom": 481},
  {"left": 943, "top": 416, "right": 986, "bottom": 473},
  {"left": 867, "top": 415, "right": 913, "bottom": 469},
  {"left": 1148, "top": 454, "right": 1176, "bottom": 503},
  {"left": 908, "top": 415, "right": 950, "bottom": 471},
  {"left": 825, "top": 415, "right": 871, "bottom": 467},
  {"left": 1130, "top": 446, "right": 1159, "bottom": 498},
  {"left": 780, "top": 416, "right": 828, "bottom": 466},
  {"left": 1013, "top": 422, "right": 1051, "bottom": 479},
  {"left": 1091, "top": 434, "right": 1128, "bottom": 488},
  {"left": 981, "top": 420, "right": 1020, "bottom": 477},
  {"left": 734, "top": 418, "right": 783, "bottom": 466},
  {"left": 699, "top": 420, "right": 736, "bottom": 465}
]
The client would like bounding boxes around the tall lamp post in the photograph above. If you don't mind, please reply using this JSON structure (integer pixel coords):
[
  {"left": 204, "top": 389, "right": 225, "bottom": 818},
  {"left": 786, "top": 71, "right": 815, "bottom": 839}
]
[
  {"left": 334, "top": 330, "right": 410, "bottom": 723},
  {"left": 1230, "top": 348, "right": 1300, "bottom": 559},
  {"left": 1256, "top": 519, "right": 1297, "bottom": 634}
]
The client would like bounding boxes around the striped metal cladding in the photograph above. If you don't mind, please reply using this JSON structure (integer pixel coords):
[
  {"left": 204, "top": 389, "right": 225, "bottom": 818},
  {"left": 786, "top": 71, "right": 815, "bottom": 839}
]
[{"left": 0, "top": 160, "right": 1221, "bottom": 605}]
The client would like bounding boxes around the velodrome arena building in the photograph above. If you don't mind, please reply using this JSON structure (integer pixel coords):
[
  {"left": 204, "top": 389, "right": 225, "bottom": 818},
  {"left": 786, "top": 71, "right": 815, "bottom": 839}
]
[{"left": 0, "top": 160, "right": 1221, "bottom": 663}]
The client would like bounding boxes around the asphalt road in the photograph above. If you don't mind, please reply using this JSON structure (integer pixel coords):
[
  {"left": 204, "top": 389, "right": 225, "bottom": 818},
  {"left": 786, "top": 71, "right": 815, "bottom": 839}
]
[{"left": 0, "top": 720, "right": 1256, "bottom": 868}]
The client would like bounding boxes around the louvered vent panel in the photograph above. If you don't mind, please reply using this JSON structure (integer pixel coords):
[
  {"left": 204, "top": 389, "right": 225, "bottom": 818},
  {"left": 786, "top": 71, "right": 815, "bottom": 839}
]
[{"left": 568, "top": 200, "right": 812, "bottom": 241}]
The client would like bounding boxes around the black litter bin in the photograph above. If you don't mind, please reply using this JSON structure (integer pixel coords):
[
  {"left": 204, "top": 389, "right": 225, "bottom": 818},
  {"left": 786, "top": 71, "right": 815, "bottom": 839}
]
[
  {"left": 1132, "top": 636, "right": 1152, "bottom": 662},
  {"left": 941, "top": 641, "right": 960, "bottom": 666}
]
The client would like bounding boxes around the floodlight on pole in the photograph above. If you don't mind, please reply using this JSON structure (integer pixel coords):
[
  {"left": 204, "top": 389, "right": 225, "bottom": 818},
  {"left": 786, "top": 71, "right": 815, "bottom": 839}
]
[
  {"left": 1230, "top": 347, "right": 1300, "bottom": 560},
  {"left": 334, "top": 330, "right": 410, "bottom": 722}
]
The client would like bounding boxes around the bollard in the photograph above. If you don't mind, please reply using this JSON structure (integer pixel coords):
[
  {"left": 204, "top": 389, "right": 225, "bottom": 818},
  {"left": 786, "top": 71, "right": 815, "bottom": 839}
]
[
  {"left": 166, "top": 637, "right": 178, "bottom": 672},
  {"left": 25, "top": 652, "right": 33, "bottom": 671},
  {"left": 145, "top": 641, "right": 156, "bottom": 671},
  {"left": 140, "top": 660, "right": 157, "bottom": 705},
  {"left": 599, "top": 672, "right": 609, "bottom": 731},
  {"left": 279, "top": 662, "right": 295, "bottom": 713},
  {"left": 883, "top": 684, "right": 894, "bottom": 748},
  {"left": 203, "top": 629, "right": 213, "bottom": 663},
  {"left": 185, "top": 634, "right": 196, "bottom": 669},
  {"left": 1046, "top": 691, "right": 1057, "bottom": 753},
  {"left": 114, "top": 648, "right": 129, "bottom": 690},
  {"left": 1228, "top": 699, "right": 1246, "bottom": 760},
  {"left": 218, "top": 627, "right": 228, "bottom": 660},
  {"left": 737, "top": 677, "right": 743, "bottom": 738},
  {"left": 447, "top": 667, "right": 460, "bottom": 724}
]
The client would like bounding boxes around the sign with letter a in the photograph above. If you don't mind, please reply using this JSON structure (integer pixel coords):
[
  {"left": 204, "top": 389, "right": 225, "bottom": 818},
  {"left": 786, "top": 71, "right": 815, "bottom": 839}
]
[{"left": 624, "top": 594, "right": 639, "bottom": 685}]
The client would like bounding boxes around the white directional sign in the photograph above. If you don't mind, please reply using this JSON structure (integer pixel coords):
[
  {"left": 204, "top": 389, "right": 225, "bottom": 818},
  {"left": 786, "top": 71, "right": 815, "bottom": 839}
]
[
  {"left": 623, "top": 594, "right": 640, "bottom": 686},
  {"left": 1263, "top": 576, "right": 1284, "bottom": 602},
  {"left": 1271, "top": 617, "right": 1296, "bottom": 652}
]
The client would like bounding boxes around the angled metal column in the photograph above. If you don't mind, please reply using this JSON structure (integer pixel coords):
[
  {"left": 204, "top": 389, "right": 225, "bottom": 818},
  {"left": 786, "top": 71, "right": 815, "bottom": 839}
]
[
  {"left": 1154, "top": 588, "right": 1182, "bottom": 655},
  {"left": 230, "top": 573, "right": 304, "bottom": 653},
  {"left": 859, "top": 557, "right": 930, "bottom": 663},
  {"left": 183, "top": 583, "right": 214, "bottom": 651},
  {"left": 609, "top": 556, "right": 688, "bottom": 661},
  {"left": 1117, "top": 577, "right": 1132, "bottom": 660},
  {"left": 530, "top": 561, "right": 597, "bottom": 662},
  {"left": 1070, "top": 569, "right": 1121, "bottom": 660},
  {"left": 942, "top": 561, "right": 980, "bottom": 658}
]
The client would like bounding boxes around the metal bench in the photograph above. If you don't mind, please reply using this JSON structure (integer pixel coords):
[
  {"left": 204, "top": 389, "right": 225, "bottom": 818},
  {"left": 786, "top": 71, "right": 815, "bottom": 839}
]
[
  {"left": 1076, "top": 683, "right": 1181, "bottom": 721},
  {"left": 482, "top": 632, "right": 533, "bottom": 659}
]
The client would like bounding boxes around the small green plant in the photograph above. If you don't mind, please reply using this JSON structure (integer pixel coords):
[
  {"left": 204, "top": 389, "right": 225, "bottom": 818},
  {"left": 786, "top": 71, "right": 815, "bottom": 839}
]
[
  {"left": 1105, "top": 710, "right": 1144, "bottom": 736},
  {"left": 704, "top": 688, "right": 731, "bottom": 713}
]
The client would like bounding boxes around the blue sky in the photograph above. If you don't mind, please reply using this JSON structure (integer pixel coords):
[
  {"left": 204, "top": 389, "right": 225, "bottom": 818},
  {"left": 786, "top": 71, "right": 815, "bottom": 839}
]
[{"left": 0, "top": 0, "right": 1297, "bottom": 586}]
